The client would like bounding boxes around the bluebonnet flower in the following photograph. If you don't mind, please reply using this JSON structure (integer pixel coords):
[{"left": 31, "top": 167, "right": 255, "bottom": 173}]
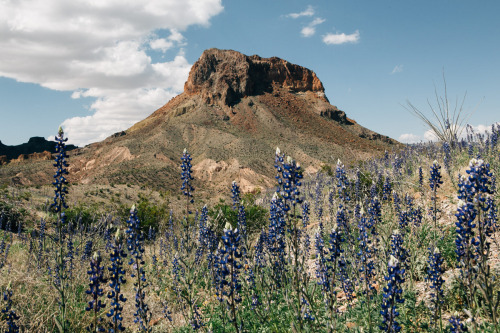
[
  {"left": 302, "top": 201, "right": 310, "bottom": 228},
  {"left": 491, "top": 126, "right": 498, "bottom": 149},
  {"left": 429, "top": 160, "right": 443, "bottom": 191},
  {"left": 392, "top": 154, "right": 402, "bottom": 176},
  {"left": 370, "top": 184, "right": 377, "bottom": 200},
  {"left": 281, "top": 155, "right": 303, "bottom": 213},
  {"left": 443, "top": 141, "right": 451, "bottom": 172},
  {"left": 50, "top": 128, "right": 72, "bottom": 331},
  {"left": 0, "top": 238, "right": 7, "bottom": 270},
  {"left": 398, "top": 195, "right": 421, "bottom": 232},
  {"left": 336, "top": 160, "right": 350, "bottom": 202},
  {"left": 51, "top": 127, "right": 69, "bottom": 215},
  {"left": 430, "top": 160, "right": 443, "bottom": 244},
  {"left": 426, "top": 247, "right": 445, "bottom": 330},
  {"left": 455, "top": 158, "right": 497, "bottom": 326},
  {"left": 393, "top": 191, "right": 401, "bottom": 214},
  {"left": 382, "top": 176, "right": 392, "bottom": 201},
  {"left": 317, "top": 224, "right": 345, "bottom": 330},
  {"left": 455, "top": 199, "right": 478, "bottom": 267},
  {"left": 181, "top": 148, "right": 195, "bottom": 206},
  {"left": 197, "top": 205, "right": 209, "bottom": 245},
  {"left": 1, "top": 286, "right": 20, "bottom": 333},
  {"left": 449, "top": 316, "right": 468, "bottom": 332},
  {"left": 301, "top": 297, "right": 315, "bottom": 322},
  {"left": 86, "top": 252, "right": 106, "bottom": 332},
  {"left": 107, "top": 229, "right": 127, "bottom": 332},
  {"left": 254, "top": 229, "right": 267, "bottom": 269},
  {"left": 125, "top": 205, "right": 151, "bottom": 331},
  {"left": 274, "top": 147, "right": 286, "bottom": 195},
  {"left": 219, "top": 222, "right": 243, "bottom": 331},
  {"left": 231, "top": 181, "right": 241, "bottom": 210},
  {"left": 468, "top": 143, "right": 474, "bottom": 158},
  {"left": 82, "top": 240, "right": 93, "bottom": 261},
  {"left": 162, "top": 301, "right": 173, "bottom": 323},
  {"left": 380, "top": 255, "right": 405, "bottom": 332},
  {"left": 336, "top": 205, "right": 350, "bottom": 238},
  {"left": 456, "top": 158, "right": 495, "bottom": 257},
  {"left": 418, "top": 166, "right": 423, "bottom": 189},
  {"left": 237, "top": 203, "right": 247, "bottom": 246},
  {"left": 189, "top": 305, "right": 204, "bottom": 330},
  {"left": 338, "top": 256, "right": 355, "bottom": 303},
  {"left": 367, "top": 196, "right": 381, "bottom": 232},
  {"left": 267, "top": 193, "right": 286, "bottom": 287},
  {"left": 406, "top": 195, "right": 423, "bottom": 227},
  {"left": 315, "top": 231, "right": 329, "bottom": 293},
  {"left": 358, "top": 217, "right": 376, "bottom": 297},
  {"left": 390, "top": 230, "right": 408, "bottom": 274}
]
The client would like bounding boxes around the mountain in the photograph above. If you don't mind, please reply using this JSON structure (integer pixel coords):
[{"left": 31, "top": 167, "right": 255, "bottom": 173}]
[
  {"left": 0, "top": 49, "right": 398, "bottom": 194},
  {"left": 0, "top": 137, "right": 77, "bottom": 164}
]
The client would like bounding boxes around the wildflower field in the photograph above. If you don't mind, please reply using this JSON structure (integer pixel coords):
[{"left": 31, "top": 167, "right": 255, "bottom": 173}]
[{"left": 1, "top": 124, "right": 500, "bottom": 333}]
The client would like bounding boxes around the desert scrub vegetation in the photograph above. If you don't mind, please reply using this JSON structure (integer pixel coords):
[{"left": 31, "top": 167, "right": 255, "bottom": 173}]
[{"left": 0, "top": 124, "right": 499, "bottom": 332}]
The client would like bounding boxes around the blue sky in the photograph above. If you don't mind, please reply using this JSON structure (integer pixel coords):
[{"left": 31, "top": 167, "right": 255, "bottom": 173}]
[{"left": 1, "top": 0, "right": 499, "bottom": 146}]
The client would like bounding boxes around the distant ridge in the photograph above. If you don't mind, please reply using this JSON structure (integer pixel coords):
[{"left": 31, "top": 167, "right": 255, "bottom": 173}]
[
  {"left": 0, "top": 49, "right": 398, "bottom": 194},
  {"left": 0, "top": 137, "right": 77, "bottom": 163}
]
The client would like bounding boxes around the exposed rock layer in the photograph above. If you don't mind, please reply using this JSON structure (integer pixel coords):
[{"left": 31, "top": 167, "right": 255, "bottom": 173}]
[{"left": 184, "top": 48, "right": 327, "bottom": 107}]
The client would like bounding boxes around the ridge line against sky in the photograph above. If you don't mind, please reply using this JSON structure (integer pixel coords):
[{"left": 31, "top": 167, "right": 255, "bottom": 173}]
[{"left": 0, "top": 1, "right": 499, "bottom": 147}]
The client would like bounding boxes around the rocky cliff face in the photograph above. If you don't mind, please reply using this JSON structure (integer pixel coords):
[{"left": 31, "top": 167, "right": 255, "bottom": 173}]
[{"left": 184, "top": 48, "right": 327, "bottom": 107}]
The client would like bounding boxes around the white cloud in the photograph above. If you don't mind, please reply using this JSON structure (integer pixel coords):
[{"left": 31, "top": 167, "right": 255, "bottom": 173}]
[
  {"left": 0, "top": 0, "right": 223, "bottom": 146},
  {"left": 150, "top": 29, "right": 186, "bottom": 52},
  {"left": 391, "top": 64, "right": 403, "bottom": 74},
  {"left": 323, "top": 30, "right": 360, "bottom": 45},
  {"left": 398, "top": 133, "right": 421, "bottom": 144},
  {"left": 398, "top": 122, "right": 500, "bottom": 145},
  {"left": 301, "top": 18, "right": 325, "bottom": 37},
  {"left": 287, "top": 5, "right": 314, "bottom": 19}
]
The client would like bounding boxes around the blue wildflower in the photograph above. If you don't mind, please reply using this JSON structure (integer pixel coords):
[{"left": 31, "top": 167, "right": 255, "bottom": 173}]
[
  {"left": 426, "top": 247, "right": 445, "bottom": 331},
  {"left": 219, "top": 222, "right": 243, "bottom": 331},
  {"left": 449, "top": 316, "right": 468, "bottom": 332},
  {"left": 125, "top": 205, "right": 151, "bottom": 331},
  {"left": 107, "top": 229, "right": 127, "bottom": 332},
  {"left": 380, "top": 255, "right": 405, "bottom": 332},
  {"left": 336, "top": 160, "right": 350, "bottom": 202},
  {"left": 383, "top": 176, "right": 392, "bottom": 201},
  {"left": 51, "top": 127, "right": 69, "bottom": 215},
  {"left": 231, "top": 181, "right": 241, "bottom": 210},
  {"left": 181, "top": 148, "right": 195, "bottom": 206},
  {"left": 86, "top": 252, "right": 106, "bottom": 332},
  {"left": 1, "top": 286, "right": 20, "bottom": 333}
]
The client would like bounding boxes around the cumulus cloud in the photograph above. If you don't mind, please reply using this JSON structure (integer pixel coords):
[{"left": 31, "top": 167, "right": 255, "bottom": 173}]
[
  {"left": 322, "top": 30, "right": 360, "bottom": 45},
  {"left": 0, "top": 0, "right": 223, "bottom": 146},
  {"left": 398, "top": 133, "right": 422, "bottom": 144},
  {"left": 150, "top": 29, "right": 186, "bottom": 52},
  {"left": 286, "top": 5, "right": 314, "bottom": 19},
  {"left": 398, "top": 122, "right": 499, "bottom": 144},
  {"left": 301, "top": 18, "right": 325, "bottom": 37},
  {"left": 391, "top": 65, "right": 404, "bottom": 74}
]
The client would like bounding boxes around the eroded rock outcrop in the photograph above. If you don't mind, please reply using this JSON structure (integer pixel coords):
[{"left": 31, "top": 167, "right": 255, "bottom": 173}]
[
  {"left": 184, "top": 48, "right": 327, "bottom": 107},
  {"left": 10, "top": 151, "right": 53, "bottom": 163}
]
